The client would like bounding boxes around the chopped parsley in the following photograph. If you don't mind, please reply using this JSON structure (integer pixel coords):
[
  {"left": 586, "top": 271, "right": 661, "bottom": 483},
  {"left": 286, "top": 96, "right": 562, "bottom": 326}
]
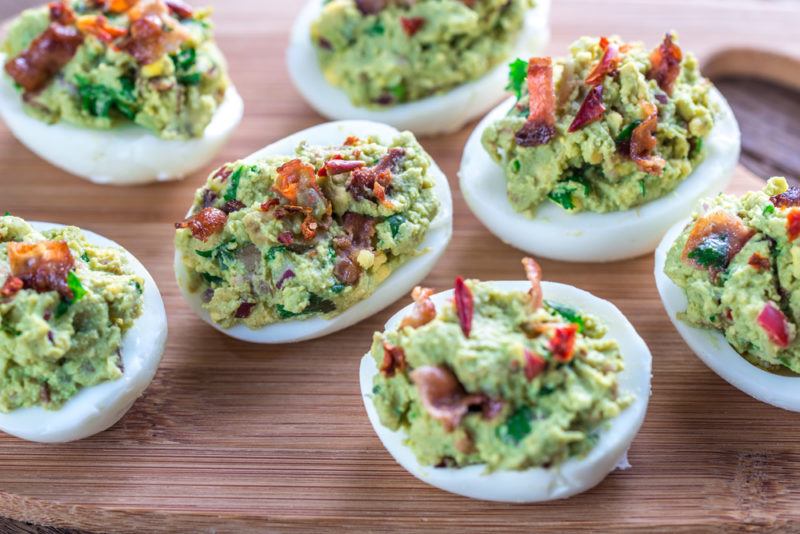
[
  {"left": 690, "top": 137, "right": 704, "bottom": 159},
  {"left": 223, "top": 166, "right": 244, "bottom": 202},
  {"left": 195, "top": 241, "right": 237, "bottom": 270},
  {"left": 497, "top": 405, "right": 533, "bottom": 445},
  {"left": 615, "top": 120, "right": 642, "bottom": 144},
  {"left": 55, "top": 272, "right": 87, "bottom": 318},
  {"left": 276, "top": 294, "right": 336, "bottom": 319},
  {"left": 506, "top": 58, "right": 528, "bottom": 101},
  {"left": 545, "top": 300, "right": 585, "bottom": 333},
  {"left": 1, "top": 318, "right": 20, "bottom": 337},
  {"left": 763, "top": 204, "right": 775, "bottom": 216},
  {"left": 548, "top": 183, "right": 577, "bottom": 210},
  {"left": 75, "top": 74, "right": 137, "bottom": 120},
  {"left": 688, "top": 234, "right": 730, "bottom": 269},
  {"left": 80, "top": 251, "right": 90, "bottom": 263},
  {"left": 639, "top": 179, "right": 647, "bottom": 197},
  {"left": 266, "top": 245, "right": 287, "bottom": 262},
  {"left": 387, "top": 214, "right": 406, "bottom": 238},
  {"left": 389, "top": 83, "right": 407, "bottom": 103}
]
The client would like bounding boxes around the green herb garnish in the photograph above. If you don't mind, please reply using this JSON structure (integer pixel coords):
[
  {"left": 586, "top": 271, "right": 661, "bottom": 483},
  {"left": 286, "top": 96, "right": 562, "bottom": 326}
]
[
  {"left": 388, "top": 83, "right": 407, "bottom": 103},
  {"left": 386, "top": 214, "right": 405, "bottom": 238},
  {"left": 506, "top": 58, "right": 528, "bottom": 101},
  {"left": 548, "top": 183, "right": 576, "bottom": 210},
  {"left": 201, "top": 272, "right": 223, "bottom": 285},
  {"left": 639, "top": 179, "right": 647, "bottom": 197},
  {"left": 267, "top": 245, "right": 287, "bottom": 262},
  {"left": 545, "top": 300, "right": 585, "bottom": 332},
  {"left": 177, "top": 72, "right": 202, "bottom": 86},
  {"left": 688, "top": 234, "right": 729, "bottom": 269},
  {"left": 80, "top": 252, "right": 90, "bottom": 263},
  {"left": 195, "top": 242, "right": 237, "bottom": 270},
  {"left": 55, "top": 272, "right": 87, "bottom": 318},
  {"left": 690, "top": 137, "right": 704, "bottom": 159},
  {"left": 223, "top": 166, "right": 244, "bottom": 202},
  {"left": 497, "top": 406, "right": 533, "bottom": 445},
  {"left": 615, "top": 120, "right": 642, "bottom": 144},
  {"left": 331, "top": 283, "right": 345, "bottom": 294},
  {"left": 763, "top": 204, "right": 776, "bottom": 216}
]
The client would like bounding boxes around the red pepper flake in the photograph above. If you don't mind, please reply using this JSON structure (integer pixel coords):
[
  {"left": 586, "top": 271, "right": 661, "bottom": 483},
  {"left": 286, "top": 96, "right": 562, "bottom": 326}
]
[
  {"left": 629, "top": 101, "right": 665, "bottom": 176},
  {"left": 787, "top": 209, "right": 800, "bottom": 242},
  {"left": 770, "top": 187, "right": 800, "bottom": 208},
  {"left": 521, "top": 257, "right": 543, "bottom": 310},
  {"left": 454, "top": 277, "right": 474, "bottom": 338},
  {"left": 400, "top": 17, "right": 425, "bottom": 37},
  {"left": 550, "top": 324, "right": 578, "bottom": 363},
  {"left": 165, "top": 0, "right": 194, "bottom": 19},
  {"left": 515, "top": 57, "right": 556, "bottom": 147},
  {"left": 585, "top": 39, "right": 620, "bottom": 86},
  {"left": 4, "top": 24, "right": 84, "bottom": 93},
  {"left": 235, "top": 302, "right": 255, "bottom": 319},
  {"left": 380, "top": 342, "right": 406, "bottom": 377},
  {"left": 400, "top": 286, "right": 436, "bottom": 329},
  {"left": 174, "top": 207, "right": 228, "bottom": 242},
  {"left": 0, "top": 276, "right": 24, "bottom": 298},
  {"left": 568, "top": 85, "right": 606, "bottom": 132},
  {"left": 7, "top": 241, "right": 75, "bottom": 299},
  {"left": 648, "top": 33, "right": 683, "bottom": 96},
  {"left": 748, "top": 253, "right": 770, "bottom": 271},
  {"left": 524, "top": 349, "right": 547, "bottom": 381},
  {"left": 277, "top": 231, "right": 294, "bottom": 245},
  {"left": 757, "top": 302, "right": 791, "bottom": 348}
]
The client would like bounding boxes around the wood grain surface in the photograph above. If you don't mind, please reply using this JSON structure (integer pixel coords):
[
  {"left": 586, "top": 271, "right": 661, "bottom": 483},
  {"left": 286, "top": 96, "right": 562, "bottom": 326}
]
[{"left": 1, "top": 0, "right": 800, "bottom": 533}]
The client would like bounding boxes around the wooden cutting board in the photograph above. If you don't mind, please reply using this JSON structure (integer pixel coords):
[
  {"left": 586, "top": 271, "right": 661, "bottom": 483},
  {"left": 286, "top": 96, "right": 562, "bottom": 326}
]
[{"left": 1, "top": 1, "right": 799, "bottom": 532}]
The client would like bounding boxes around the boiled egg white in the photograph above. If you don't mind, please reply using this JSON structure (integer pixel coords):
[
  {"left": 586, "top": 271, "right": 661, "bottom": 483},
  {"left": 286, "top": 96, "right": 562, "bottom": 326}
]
[
  {"left": 0, "top": 54, "right": 244, "bottom": 186},
  {"left": 0, "top": 222, "right": 167, "bottom": 443},
  {"left": 174, "top": 120, "right": 453, "bottom": 344},
  {"left": 655, "top": 218, "right": 800, "bottom": 412},
  {"left": 360, "top": 280, "right": 652, "bottom": 502},
  {"left": 459, "top": 87, "right": 740, "bottom": 262},
  {"left": 287, "top": 0, "right": 550, "bottom": 136}
]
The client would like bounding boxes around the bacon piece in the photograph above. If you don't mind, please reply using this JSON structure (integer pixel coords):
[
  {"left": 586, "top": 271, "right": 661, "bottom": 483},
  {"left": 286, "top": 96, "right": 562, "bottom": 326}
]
[
  {"left": 344, "top": 136, "right": 360, "bottom": 146},
  {"left": 122, "top": 4, "right": 189, "bottom": 65},
  {"left": 568, "top": 85, "right": 606, "bottom": 133},
  {"left": 260, "top": 198, "right": 279, "bottom": 212},
  {"left": 681, "top": 211, "right": 754, "bottom": 271},
  {"left": 629, "top": 101, "right": 665, "bottom": 176},
  {"left": 348, "top": 148, "right": 405, "bottom": 201},
  {"left": 410, "top": 366, "right": 487, "bottom": 432},
  {"left": 274, "top": 159, "right": 324, "bottom": 207},
  {"left": 400, "top": 17, "right": 425, "bottom": 37},
  {"left": 355, "top": 0, "right": 386, "bottom": 15},
  {"left": 175, "top": 207, "right": 228, "bottom": 242},
  {"left": 5, "top": 24, "right": 84, "bottom": 94},
  {"left": 585, "top": 39, "right": 620, "bottom": 86},
  {"left": 165, "top": 0, "right": 193, "bottom": 18},
  {"left": 757, "top": 302, "right": 791, "bottom": 348},
  {"left": 521, "top": 257, "right": 543, "bottom": 310},
  {"left": 524, "top": 349, "right": 547, "bottom": 381},
  {"left": 7, "top": 241, "right": 75, "bottom": 299},
  {"left": 770, "top": 187, "right": 800, "bottom": 209},
  {"left": 400, "top": 286, "right": 436, "bottom": 329},
  {"left": 372, "top": 181, "right": 394, "bottom": 209},
  {"left": 748, "top": 253, "right": 770, "bottom": 272},
  {"left": 98, "top": 0, "right": 139, "bottom": 13},
  {"left": 0, "top": 276, "right": 24, "bottom": 298},
  {"left": 648, "top": 34, "right": 683, "bottom": 96},
  {"left": 380, "top": 342, "right": 406, "bottom": 377},
  {"left": 333, "top": 213, "right": 377, "bottom": 285},
  {"left": 550, "top": 324, "right": 578, "bottom": 363},
  {"left": 76, "top": 15, "right": 128, "bottom": 43},
  {"left": 320, "top": 159, "right": 365, "bottom": 177},
  {"left": 515, "top": 57, "right": 556, "bottom": 147},
  {"left": 788, "top": 209, "right": 800, "bottom": 242},
  {"left": 454, "top": 277, "right": 474, "bottom": 338},
  {"left": 49, "top": 1, "right": 76, "bottom": 24}
]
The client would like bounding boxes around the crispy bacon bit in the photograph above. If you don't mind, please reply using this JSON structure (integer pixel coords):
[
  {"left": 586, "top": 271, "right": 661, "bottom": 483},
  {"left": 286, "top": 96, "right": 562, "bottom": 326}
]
[
  {"left": 550, "top": 324, "right": 578, "bottom": 363},
  {"left": 521, "top": 257, "right": 543, "bottom": 310},
  {"left": 213, "top": 166, "right": 233, "bottom": 182},
  {"left": 568, "top": 85, "right": 606, "bottom": 133},
  {"left": 524, "top": 349, "right": 547, "bottom": 381},
  {"left": 7, "top": 241, "right": 75, "bottom": 299},
  {"left": 585, "top": 39, "right": 620, "bottom": 86},
  {"left": 348, "top": 148, "right": 405, "bottom": 201},
  {"left": 515, "top": 57, "right": 556, "bottom": 147},
  {"left": 0, "top": 276, "right": 24, "bottom": 298},
  {"left": 165, "top": 0, "right": 193, "bottom": 18},
  {"left": 175, "top": 207, "right": 227, "bottom": 242},
  {"left": 355, "top": 0, "right": 386, "bottom": 15},
  {"left": 787, "top": 209, "right": 800, "bottom": 242},
  {"left": 235, "top": 302, "right": 255, "bottom": 319},
  {"left": 682, "top": 211, "right": 755, "bottom": 271},
  {"left": 400, "top": 286, "right": 436, "bottom": 329},
  {"left": 770, "top": 187, "right": 800, "bottom": 209},
  {"left": 344, "top": 136, "right": 360, "bottom": 146},
  {"left": 757, "top": 302, "right": 791, "bottom": 348},
  {"left": 454, "top": 277, "right": 474, "bottom": 338},
  {"left": 220, "top": 200, "right": 245, "bottom": 214},
  {"left": 410, "top": 366, "right": 486, "bottom": 432},
  {"left": 380, "top": 342, "right": 406, "bottom": 377},
  {"left": 76, "top": 15, "right": 128, "bottom": 43},
  {"left": 5, "top": 24, "right": 84, "bottom": 94},
  {"left": 372, "top": 181, "right": 394, "bottom": 209},
  {"left": 629, "top": 101, "right": 665, "bottom": 176},
  {"left": 321, "top": 159, "right": 366, "bottom": 177},
  {"left": 100, "top": 0, "right": 139, "bottom": 13},
  {"left": 274, "top": 159, "right": 323, "bottom": 206},
  {"left": 648, "top": 34, "right": 683, "bottom": 96},
  {"left": 400, "top": 17, "right": 425, "bottom": 37},
  {"left": 260, "top": 198, "right": 279, "bottom": 212},
  {"left": 49, "top": 1, "right": 76, "bottom": 24},
  {"left": 748, "top": 253, "right": 770, "bottom": 271},
  {"left": 333, "top": 213, "right": 377, "bottom": 285},
  {"left": 122, "top": 5, "right": 189, "bottom": 65}
]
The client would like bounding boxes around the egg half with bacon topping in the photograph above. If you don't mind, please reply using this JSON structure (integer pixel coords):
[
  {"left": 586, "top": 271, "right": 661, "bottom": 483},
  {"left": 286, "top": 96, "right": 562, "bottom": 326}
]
[
  {"left": 287, "top": 0, "right": 550, "bottom": 135},
  {"left": 0, "top": 215, "right": 166, "bottom": 443},
  {"left": 0, "top": 0, "right": 243, "bottom": 185},
  {"left": 360, "top": 258, "right": 651, "bottom": 502},
  {"left": 174, "top": 120, "right": 452, "bottom": 343},
  {"left": 656, "top": 178, "right": 800, "bottom": 412},
  {"left": 460, "top": 34, "right": 740, "bottom": 262}
]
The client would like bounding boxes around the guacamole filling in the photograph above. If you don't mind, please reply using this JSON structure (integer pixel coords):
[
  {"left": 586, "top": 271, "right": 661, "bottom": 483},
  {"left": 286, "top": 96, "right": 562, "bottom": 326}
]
[
  {"left": 482, "top": 34, "right": 715, "bottom": 214},
  {"left": 311, "top": 0, "right": 534, "bottom": 107},
  {"left": 665, "top": 178, "right": 800, "bottom": 375},
  {"left": 0, "top": 216, "right": 144, "bottom": 412},
  {"left": 370, "top": 259, "right": 630, "bottom": 471},
  {"left": 2, "top": 0, "right": 229, "bottom": 140},
  {"left": 175, "top": 132, "right": 440, "bottom": 329}
]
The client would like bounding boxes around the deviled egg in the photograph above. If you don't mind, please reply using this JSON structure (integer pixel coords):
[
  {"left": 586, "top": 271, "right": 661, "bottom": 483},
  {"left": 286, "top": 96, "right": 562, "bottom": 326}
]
[
  {"left": 174, "top": 120, "right": 453, "bottom": 344},
  {"left": 0, "top": 0, "right": 243, "bottom": 185},
  {"left": 360, "top": 259, "right": 651, "bottom": 502},
  {"left": 655, "top": 177, "right": 800, "bottom": 411},
  {"left": 460, "top": 34, "right": 740, "bottom": 262},
  {"left": 287, "top": 0, "right": 550, "bottom": 135},
  {"left": 0, "top": 215, "right": 167, "bottom": 443}
]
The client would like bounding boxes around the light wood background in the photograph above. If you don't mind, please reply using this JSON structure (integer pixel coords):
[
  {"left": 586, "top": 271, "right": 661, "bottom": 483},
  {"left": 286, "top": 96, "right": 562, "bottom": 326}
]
[{"left": 1, "top": 0, "right": 800, "bottom": 532}]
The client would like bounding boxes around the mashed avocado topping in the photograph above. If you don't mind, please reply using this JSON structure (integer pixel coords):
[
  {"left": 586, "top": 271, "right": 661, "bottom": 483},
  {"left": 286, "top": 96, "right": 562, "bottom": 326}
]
[
  {"left": 2, "top": 0, "right": 229, "bottom": 140},
  {"left": 482, "top": 34, "right": 715, "bottom": 214},
  {"left": 0, "top": 216, "right": 144, "bottom": 412},
  {"left": 175, "top": 132, "right": 440, "bottom": 329},
  {"left": 311, "top": 0, "right": 534, "bottom": 107},
  {"left": 665, "top": 178, "right": 800, "bottom": 375},
  {"left": 370, "top": 260, "right": 630, "bottom": 471}
]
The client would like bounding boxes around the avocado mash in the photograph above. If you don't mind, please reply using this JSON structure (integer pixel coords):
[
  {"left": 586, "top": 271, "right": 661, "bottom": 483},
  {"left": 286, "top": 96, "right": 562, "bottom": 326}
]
[
  {"left": 0, "top": 216, "right": 144, "bottom": 412},
  {"left": 482, "top": 34, "right": 715, "bottom": 214},
  {"left": 2, "top": 0, "right": 229, "bottom": 140},
  {"left": 665, "top": 178, "right": 800, "bottom": 375},
  {"left": 370, "top": 264, "right": 631, "bottom": 471},
  {"left": 175, "top": 132, "right": 440, "bottom": 329},
  {"left": 311, "top": 0, "right": 534, "bottom": 107}
]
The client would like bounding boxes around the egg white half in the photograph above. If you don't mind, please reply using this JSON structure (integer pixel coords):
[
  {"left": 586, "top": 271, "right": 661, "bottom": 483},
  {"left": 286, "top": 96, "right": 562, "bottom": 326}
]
[
  {"left": 459, "top": 87, "right": 740, "bottom": 262},
  {"left": 287, "top": 0, "right": 550, "bottom": 136},
  {"left": 0, "top": 223, "right": 167, "bottom": 443},
  {"left": 174, "top": 120, "right": 453, "bottom": 344},
  {"left": 0, "top": 54, "right": 244, "bottom": 186},
  {"left": 359, "top": 280, "right": 652, "bottom": 502},
  {"left": 655, "top": 218, "right": 800, "bottom": 412}
]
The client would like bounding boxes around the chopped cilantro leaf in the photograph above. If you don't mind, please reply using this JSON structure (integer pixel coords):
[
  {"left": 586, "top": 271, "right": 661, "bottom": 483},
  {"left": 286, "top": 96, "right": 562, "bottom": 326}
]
[
  {"left": 131, "top": 280, "right": 144, "bottom": 294},
  {"left": 195, "top": 242, "right": 236, "bottom": 270},
  {"left": 387, "top": 214, "right": 405, "bottom": 238},
  {"left": 615, "top": 120, "right": 642, "bottom": 144},
  {"left": 497, "top": 406, "right": 533, "bottom": 445},
  {"left": 80, "top": 251, "right": 90, "bottom": 263},
  {"left": 75, "top": 75, "right": 137, "bottom": 119},
  {"left": 3, "top": 211, "right": 10, "bottom": 216},
  {"left": 690, "top": 137, "right": 704, "bottom": 159},
  {"left": 178, "top": 72, "right": 202, "bottom": 86},
  {"left": 67, "top": 272, "right": 87, "bottom": 302},
  {"left": 276, "top": 305, "right": 300, "bottom": 319},
  {"left": 639, "top": 179, "right": 647, "bottom": 197},
  {"left": 201, "top": 272, "right": 223, "bottom": 285},
  {"left": 367, "top": 21, "right": 385, "bottom": 35},
  {"left": 763, "top": 204, "right": 775, "bottom": 216},
  {"left": 512, "top": 159, "right": 521, "bottom": 172},
  {"left": 568, "top": 174, "right": 592, "bottom": 196},
  {"left": 223, "top": 166, "right": 244, "bottom": 202},
  {"left": 372, "top": 384, "right": 381, "bottom": 395},
  {"left": 174, "top": 48, "right": 196, "bottom": 70},
  {"left": 506, "top": 58, "right": 528, "bottom": 101},
  {"left": 388, "top": 83, "right": 407, "bottom": 103},
  {"left": 331, "top": 283, "right": 345, "bottom": 294},
  {"left": 545, "top": 300, "right": 585, "bottom": 332},
  {"left": 548, "top": 183, "right": 576, "bottom": 210},
  {"left": 778, "top": 356, "right": 793, "bottom": 370},
  {"left": 1, "top": 318, "right": 20, "bottom": 337},
  {"left": 688, "top": 234, "right": 729, "bottom": 269},
  {"left": 267, "top": 245, "right": 287, "bottom": 262}
]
